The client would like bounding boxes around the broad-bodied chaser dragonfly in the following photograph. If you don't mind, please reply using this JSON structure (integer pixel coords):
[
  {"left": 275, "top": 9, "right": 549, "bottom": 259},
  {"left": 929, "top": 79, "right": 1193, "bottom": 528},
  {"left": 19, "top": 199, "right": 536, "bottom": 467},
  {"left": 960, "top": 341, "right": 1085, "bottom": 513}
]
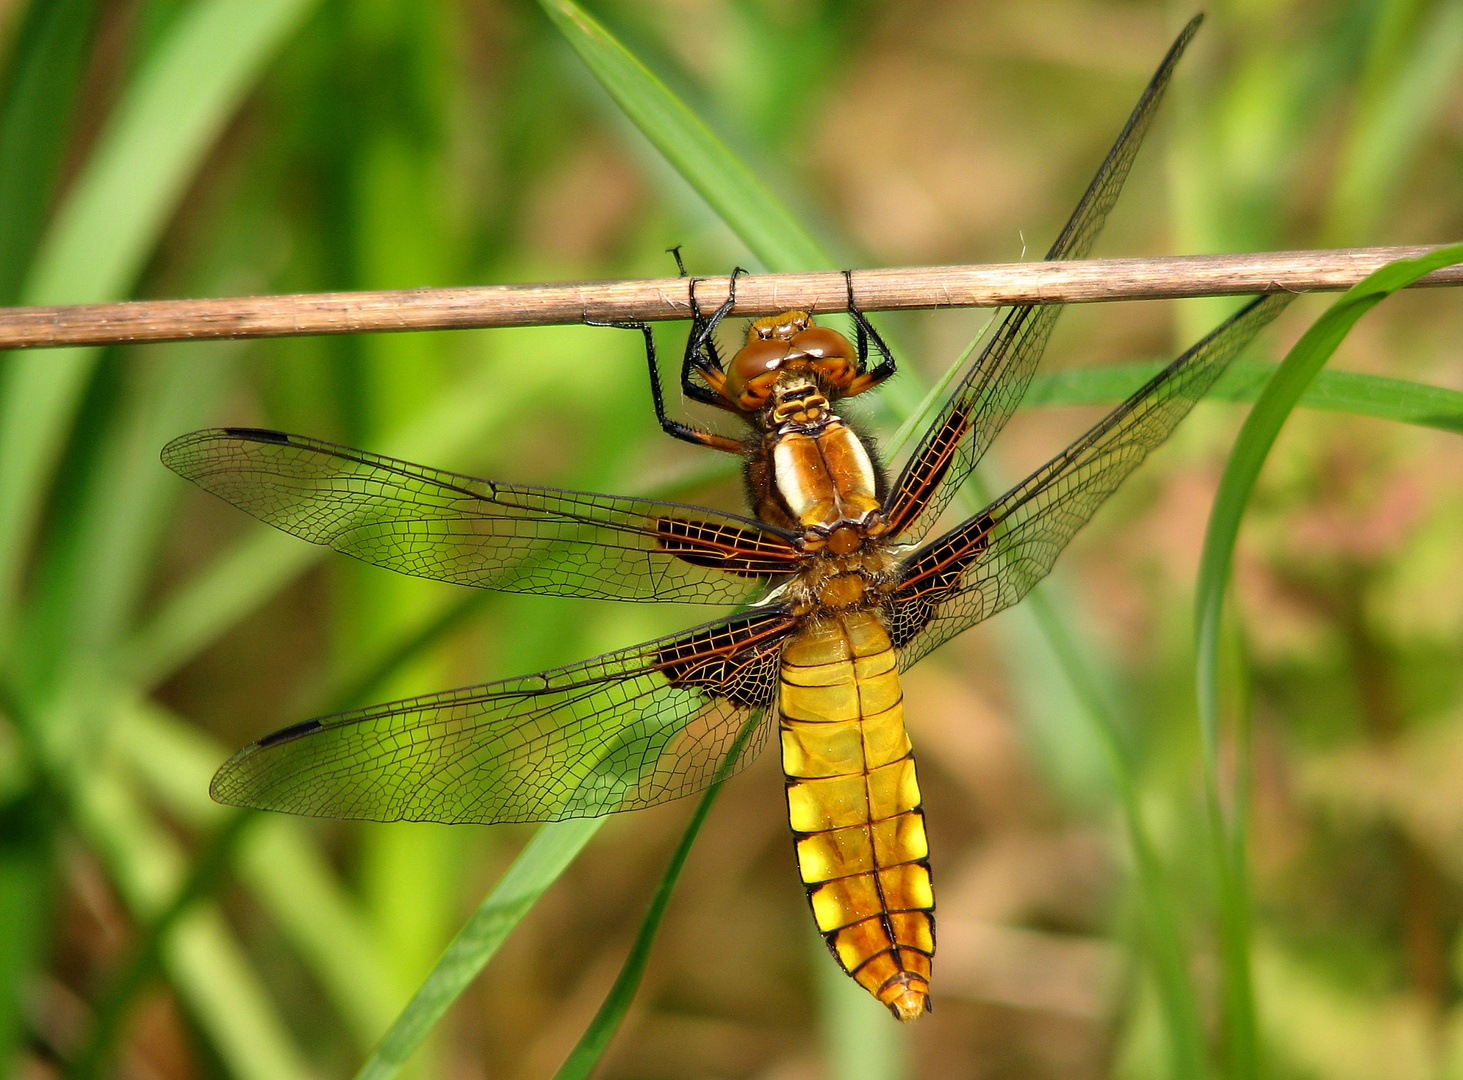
[{"left": 164, "top": 14, "right": 1286, "bottom": 1020}]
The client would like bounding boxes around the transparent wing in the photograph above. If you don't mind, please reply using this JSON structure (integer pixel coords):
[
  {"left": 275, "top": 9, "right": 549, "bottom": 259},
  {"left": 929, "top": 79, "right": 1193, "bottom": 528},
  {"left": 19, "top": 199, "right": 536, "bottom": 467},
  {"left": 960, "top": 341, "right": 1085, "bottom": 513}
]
[
  {"left": 882, "top": 15, "right": 1203, "bottom": 542},
  {"left": 210, "top": 607, "right": 795, "bottom": 823},
  {"left": 887, "top": 293, "right": 1291, "bottom": 669},
  {"left": 163, "top": 428, "right": 802, "bottom": 605}
]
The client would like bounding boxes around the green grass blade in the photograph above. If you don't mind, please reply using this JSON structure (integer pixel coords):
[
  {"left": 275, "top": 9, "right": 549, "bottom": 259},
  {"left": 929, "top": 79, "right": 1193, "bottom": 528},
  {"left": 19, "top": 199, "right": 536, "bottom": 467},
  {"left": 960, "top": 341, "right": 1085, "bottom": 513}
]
[
  {"left": 551, "top": 709, "right": 762, "bottom": 1080},
  {"left": 1195, "top": 243, "right": 1463, "bottom": 775},
  {"left": 0, "top": 0, "right": 319, "bottom": 643},
  {"left": 1022, "top": 360, "right": 1463, "bottom": 434},
  {"left": 238, "top": 821, "right": 401, "bottom": 1046},
  {"left": 521, "top": 12, "right": 911, "bottom": 1072},
  {"left": 884, "top": 312, "right": 1001, "bottom": 458},
  {"left": 1025, "top": 588, "right": 1210, "bottom": 1080},
  {"left": 962, "top": 466, "right": 1210, "bottom": 1080},
  {"left": 23, "top": 0, "right": 317, "bottom": 307},
  {"left": 353, "top": 819, "right": 603, "bottom": 1080},
  {"left": 114, "top": 691, "right": 445, "bottom": 1049},
  {"left": 1323, "top": 0, "right": 1463, "bottom": 244},
  {"left": 0, "top": 0, "right": 101, "bottom": 304},
  {"left": 0, "top": 809, "right": 48, "bottom": 1080},
  {"left": 73, "top": 757, "right": 312, "bottom": 1080},
  {"left": 533, "top": 0, "right": 918, "bottom": 437},
  {"left": 121, "top": 528, "right": 315, "bottom": 692},
  {"left": 160, "top": 909, "right": 313, "bottom": 1080},
  {"left": 1194, "top": 242, "right": 1463, "bottom": 1080},
  {"left": 115, "top": 333, "right": 693, "bottom": 1070},
  {"left": 306, "top": 590, "right": 494, "bottom": 716},
  {"left": 534, "top": 0, "right": 829, "bottom": 272},
  {"left": 551, "top": 790, "right": 714, "bottom": 1079},
  {"left": 816, "top": 954, "right": 908, "bottom": 1080},
  {"left": 66, "top": 810, "right": 255, "bottom": 1080},
  {"left": 34, "top": 345, "right": 238, "bottom": 690}
]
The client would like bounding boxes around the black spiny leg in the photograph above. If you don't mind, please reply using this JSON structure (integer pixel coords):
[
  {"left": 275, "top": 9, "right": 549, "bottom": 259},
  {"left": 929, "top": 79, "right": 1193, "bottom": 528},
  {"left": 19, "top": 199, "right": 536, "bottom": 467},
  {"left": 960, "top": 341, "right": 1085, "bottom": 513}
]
[
  {"left": 842, "top": 269, "right": 898, "bottom": 396},
  {"left": 678, "top": 266, "right": 748, "bottom": 410},
  {"left": 665, "top": 248, "right": 732, "bottom": 409},
  {"left": 587, "top": 317, "right": 744, "bottom": 454}
]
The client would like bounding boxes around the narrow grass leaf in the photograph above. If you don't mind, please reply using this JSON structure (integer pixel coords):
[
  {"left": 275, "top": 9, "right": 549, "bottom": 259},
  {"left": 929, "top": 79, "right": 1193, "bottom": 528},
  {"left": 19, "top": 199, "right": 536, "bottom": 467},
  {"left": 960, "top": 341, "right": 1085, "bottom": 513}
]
[
  {"left": 66, "top": 811, "right": 255, "bottom": 1080},
  {"left": 1196, "top": 243, "right": 1463, "bottom": 764},
  {"left": 526, "top": 13, "right": 917, "bottom": 1071},
  {"left": 1024, "top": 588, "right": 1210, "bottom": 1080},
  {"left": 816, "top": 952, "right": 908, "bottom": 1080},
  {"left": 1022, "top": 361, "right": 1463, "bottom": 434},
  {"left": 1194, "top": 242, "right": 1463, "bottom": 1080},
  {"left": 1323, "top": 0, "right": 1463, "bottom": 244},
  {"left": 0, "top": 827, "right": 47, "bottom": 1080},
  {"left": 551, "top": 790, "right": 713, "bottom": 1080},
  {"left": 44, "top": 346, "right": 239, "bottom": 682},
  {"left": 24, "top": 0, "right": 317, "bottom": 306},
  {"left": 118, "top": 336, "right": 720, "bottom": 1065},
  {"left": 884, "top": 311, "right": 1001, "bottom": 458},
  {"left": 0, "top": 0, "right": 319, "bottom": 640},
  {"left": 534, "top": 0, "right": 828, "bottom": 272},
  {"left": 112, "top": 699, "right": 399, "bottom": 1047},
  {"left": 0, "top": 0, "right": 101, "bottom": 303},
  {"left": 353, "top": 819, "right": 603, "bottom": 1080},
  {"left": 120, "top": 345, "right": 569, "bottom": 689},
  {"left": 966, "top": 466, "right": 1210, "bottom": 1080},
  {"left": 74, "top": 760, "right": 312, "bottom": 1080},
  {"left": 239, "top": 822, "right": 403, "bottom": 1047},
  {"left": 551, "top": 710, "right": 761, "bottom": 1080}
]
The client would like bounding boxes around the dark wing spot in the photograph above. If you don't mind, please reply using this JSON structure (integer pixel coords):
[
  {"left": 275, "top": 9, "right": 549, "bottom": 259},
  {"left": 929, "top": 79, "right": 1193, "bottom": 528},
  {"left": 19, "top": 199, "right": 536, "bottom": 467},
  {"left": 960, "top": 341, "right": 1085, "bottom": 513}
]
[
  {"left": 257, "top": 718, "right": 324, "bottom": 748},
  {"left": 223, "top": 427, "right": 292, "bottom": 444}
]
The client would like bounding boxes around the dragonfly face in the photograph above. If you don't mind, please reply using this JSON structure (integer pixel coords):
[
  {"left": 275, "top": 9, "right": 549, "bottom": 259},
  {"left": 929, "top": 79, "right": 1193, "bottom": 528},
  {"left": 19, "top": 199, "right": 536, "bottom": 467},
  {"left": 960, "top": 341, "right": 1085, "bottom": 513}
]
[
  {"left": 163, "top": 12, "right": 1288, "bottom": 1022},
  {"left": 721, "top": 311, "right": 862, "bottom": 410}
]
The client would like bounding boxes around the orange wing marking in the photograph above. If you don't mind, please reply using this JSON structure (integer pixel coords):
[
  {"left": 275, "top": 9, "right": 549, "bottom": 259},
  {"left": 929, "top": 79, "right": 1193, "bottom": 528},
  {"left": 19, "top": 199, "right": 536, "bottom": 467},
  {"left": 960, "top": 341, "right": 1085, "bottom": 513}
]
[
  {"left": 657, "top": 609, "right": 799, "bottom": 704},
  {"left": 655, "top": 516, "right": 803, "bottom": 577}
]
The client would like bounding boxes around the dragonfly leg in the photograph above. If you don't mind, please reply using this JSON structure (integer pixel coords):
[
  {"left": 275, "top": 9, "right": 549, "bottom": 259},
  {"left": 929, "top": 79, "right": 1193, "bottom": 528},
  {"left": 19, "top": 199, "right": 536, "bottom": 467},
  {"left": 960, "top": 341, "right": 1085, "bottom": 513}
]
[
  {"left": 588, "top": 317, "right": 744, "bottom": 454},
  {"left": 678, "top": 267, "right": 749, "bottom": 409},
  {"left": 842, "top": 270, "right": 898, "bottom": 397}
]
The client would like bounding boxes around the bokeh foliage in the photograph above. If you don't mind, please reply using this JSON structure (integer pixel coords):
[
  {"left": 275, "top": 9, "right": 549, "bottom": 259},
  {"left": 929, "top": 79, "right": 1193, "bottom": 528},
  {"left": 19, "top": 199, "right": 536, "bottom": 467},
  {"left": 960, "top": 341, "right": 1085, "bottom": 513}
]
[{"left": 0, "top": 2, "right": 1460, "bottom": 1079}]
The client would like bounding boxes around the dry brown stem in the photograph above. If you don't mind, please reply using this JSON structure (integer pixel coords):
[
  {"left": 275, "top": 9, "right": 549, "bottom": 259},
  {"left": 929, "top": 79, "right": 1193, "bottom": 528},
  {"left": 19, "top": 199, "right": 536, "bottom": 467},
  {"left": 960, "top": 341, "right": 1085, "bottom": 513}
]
[{"left": 1, "top": 245, "right": 1459, "bottom": 350}]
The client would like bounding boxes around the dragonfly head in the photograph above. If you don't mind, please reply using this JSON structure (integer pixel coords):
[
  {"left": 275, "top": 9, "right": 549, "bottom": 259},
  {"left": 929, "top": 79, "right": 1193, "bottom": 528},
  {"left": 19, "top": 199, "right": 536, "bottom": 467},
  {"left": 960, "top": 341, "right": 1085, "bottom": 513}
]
[{"left": 722, "top": 310, "right": 858, "bottom": 411}]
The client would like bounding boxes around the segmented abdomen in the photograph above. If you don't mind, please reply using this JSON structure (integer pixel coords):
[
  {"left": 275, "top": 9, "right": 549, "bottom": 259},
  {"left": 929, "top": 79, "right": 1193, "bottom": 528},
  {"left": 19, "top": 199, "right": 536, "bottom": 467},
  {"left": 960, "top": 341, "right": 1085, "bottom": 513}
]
[{"left": 779, "top": 611, "right": 935, "bottom": 1021}]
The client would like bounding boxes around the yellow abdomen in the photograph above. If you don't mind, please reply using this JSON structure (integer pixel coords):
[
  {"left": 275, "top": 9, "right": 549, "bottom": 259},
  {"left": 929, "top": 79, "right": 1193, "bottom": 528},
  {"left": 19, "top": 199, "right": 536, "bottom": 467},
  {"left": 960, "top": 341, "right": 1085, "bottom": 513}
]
[{"left": 780, "top": 610, "right": 935, "bottom": 1020}]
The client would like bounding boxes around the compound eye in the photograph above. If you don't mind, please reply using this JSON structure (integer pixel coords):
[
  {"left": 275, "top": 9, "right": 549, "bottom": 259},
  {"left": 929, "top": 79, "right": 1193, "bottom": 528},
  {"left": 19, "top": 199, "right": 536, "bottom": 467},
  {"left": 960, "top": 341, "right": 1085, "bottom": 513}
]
[
  {"left": 725, "top": 337, "right": 790, "bottom": 406},
  {"left": 790, "top": 326, "right": 854, "bottom": 361},
  {"left": 790, "top": 326, "right": 857, "bottom": 390}
]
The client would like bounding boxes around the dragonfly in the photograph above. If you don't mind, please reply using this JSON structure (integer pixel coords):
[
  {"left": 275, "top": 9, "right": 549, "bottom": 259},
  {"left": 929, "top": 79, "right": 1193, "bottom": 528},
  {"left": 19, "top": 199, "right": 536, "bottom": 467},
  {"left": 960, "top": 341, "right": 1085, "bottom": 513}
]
[{"left": 163, "top": 14, "right": 1287, "bottom": 1021}]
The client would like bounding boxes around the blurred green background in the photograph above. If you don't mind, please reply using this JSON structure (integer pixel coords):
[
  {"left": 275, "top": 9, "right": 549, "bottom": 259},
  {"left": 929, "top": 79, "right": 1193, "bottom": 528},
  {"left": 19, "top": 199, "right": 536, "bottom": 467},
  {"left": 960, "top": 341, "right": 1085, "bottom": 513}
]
[{"left": 0, "top": 1, "right": 1461, "bottom": 1078}]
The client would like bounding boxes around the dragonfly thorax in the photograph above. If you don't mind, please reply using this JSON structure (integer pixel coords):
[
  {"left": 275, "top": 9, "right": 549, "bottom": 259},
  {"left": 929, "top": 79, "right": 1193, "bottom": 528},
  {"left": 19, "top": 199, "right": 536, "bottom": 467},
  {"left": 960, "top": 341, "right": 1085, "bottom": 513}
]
[
  {"left": 748, "top": 392, "right": 889, "bottom": 554},
  {"left": 783, "top": 544, "right": 899, "bottom": 615}
]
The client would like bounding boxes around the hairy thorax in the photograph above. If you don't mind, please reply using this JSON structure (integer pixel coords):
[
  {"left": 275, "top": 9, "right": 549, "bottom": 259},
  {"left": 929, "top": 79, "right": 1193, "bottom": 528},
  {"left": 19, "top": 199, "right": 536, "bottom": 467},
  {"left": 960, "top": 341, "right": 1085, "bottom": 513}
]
[{"left": 748, "top": 374, "right": 898, "bottom": 616}]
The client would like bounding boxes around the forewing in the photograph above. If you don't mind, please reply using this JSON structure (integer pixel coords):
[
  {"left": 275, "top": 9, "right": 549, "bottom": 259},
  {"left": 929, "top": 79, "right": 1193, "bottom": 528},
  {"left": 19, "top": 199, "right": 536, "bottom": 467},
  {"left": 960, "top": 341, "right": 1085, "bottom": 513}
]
[
  {"left": 887, "top": 293, "right": 1291, "bottom": 669},
  {"left": 163, "top": 428, "right": 801, "bottom": 605},
  {"left": 210, "top": 607, "right": 796, "bottom": 823},
  {"left": 882, "top": 16, "right": 1203, "bottom": 542}
]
